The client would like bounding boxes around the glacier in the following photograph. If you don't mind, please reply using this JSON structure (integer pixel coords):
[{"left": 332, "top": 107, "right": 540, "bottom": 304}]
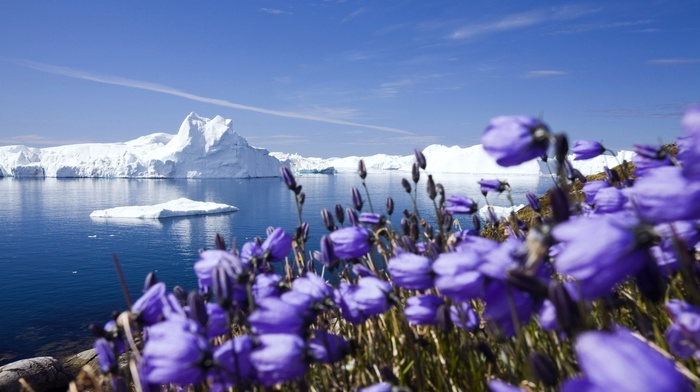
[
  {"left": 89, "top": 197, "right": 238, "bottom": 219},
  {"left": 0, "top": 113, "right": 284, "bottom": 178},
  {"left": 0, "top": 112, "right": 635, "bottom": 179},
  {"left": 272, "top": 145, "right": 635, "bottom": 178}
]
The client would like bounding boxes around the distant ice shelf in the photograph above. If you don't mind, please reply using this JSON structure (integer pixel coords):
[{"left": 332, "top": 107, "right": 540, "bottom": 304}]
[{"left": 89, "top": 197, "right": 239, "bottom": 219}]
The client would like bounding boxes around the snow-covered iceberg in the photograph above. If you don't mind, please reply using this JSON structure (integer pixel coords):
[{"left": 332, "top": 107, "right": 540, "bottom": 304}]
[
  {"left": 273, "top": 145, "right": 635, "bottom": 177},
  {"left": 89, "top": 197, "right": 238, "bottom": 219},
  {"left": 0, "top": 113, "right": 284, "bottom": 178},
  {"left": 478, "top": 204, "right": 526, "bottom": 221}
]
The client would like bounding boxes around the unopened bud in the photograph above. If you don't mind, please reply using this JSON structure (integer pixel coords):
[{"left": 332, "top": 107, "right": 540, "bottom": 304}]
[
  {"left": 414, "top": 148, "right": 427, "bottom": 170},
  {"left": 321, "top": 208, "right": 335, "bottom": 231},
  {"left": 386, "top": 197, "right": 394, "bottom": 215},
  {"left": 357, "top": 159, "right": 367, "bottom": 180},
  {"left": 412, "top": 162, "right": 420, "bottom": 183},
  {"left": 402, "top": 178, "right": 412, "bottom": 193}
]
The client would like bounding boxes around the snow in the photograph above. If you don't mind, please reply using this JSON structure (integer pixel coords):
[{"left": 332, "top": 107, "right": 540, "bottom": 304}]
[
  {"left": 273, "top": 145, "right": 635, "bottom": 177},
  {"left": 0, "top": 113, "right": 284, "bottom": 178},
  {"left": 89, "top": 197, "right": 239, "bottom": 219}
]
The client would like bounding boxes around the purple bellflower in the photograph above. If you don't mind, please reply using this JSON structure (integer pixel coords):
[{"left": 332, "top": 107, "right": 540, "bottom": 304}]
[
  {"left": 261, "top": 227, "right": 293, "bottom": 262},
  {"left": 571, "top": 140, "right": 605, "bottom": 160},
  {"left": 248, "top": 297, "right": 310, "bottom": 335},
  {"left": 676, "top": 134, "right": 700, "bottom": 180},
  {"left": 359, "top": 212, "right": 384, "bottom": 225},
  {"left": 387, "top": 253, "right": 434, "bottom": 290},
  {"left": 252, "top": 273, "right": 282, "bottom": 301},
  {"left": 592, "top": 186, "right": 627, "bottom": 214},
  {"left": 445, "top": 195, "right": 478, "bottom": 215},
  {"left": 404, "top": 295, "right": 444, "bottom": 326},
  {"left": 562, "top": 327, "right": 692, "bottom": 392},
  {"left": 552, "top": 213, "right": 653, "bottom": 299},
  {"left": 358, "top": 382, "right": 393, "bottom": 392},
  {"left": 141, "top": 319, "right": 212, "bottom": 385},
  {"left": 682, "top": 104, "right": 700, "bottom": 135},
  {"left": 432, "top": 250, "right": 484, "bottom": 302},
  {"left": 292, "top": 273, "right": 332, "bottom": 302},
  {"left": 329, "top": 226, "right": 372, "bottom": 259},
  {"left": 250, "top": 333, "right": 309, "bottom": 386},
  {"left": 481, "top": 115, "right": 551, "bottom": 167},
  {"left": 488, "top": 380, "right": 526, "bottom": 392},
  {"left": 478, "top": 179, "right": 508, "bottom": 195},
  {"left": 581, "top": 180, "right": 609, "bottom": 205},
  {"left": 132, "top": 282, "right": 167, "bottom": 326},
  {"left": 665, "top": 299, "right": 700, "bottom": 359},
  {"left": 622, "top": 166, "right": 700, "bottom": 223},
  {"left": 482, "top": 279, "right": 539, "bottom": 337},
  {"left": 309, "top": 330, "right": 351, "bottom": 364},
  {"left": 240, "top": 241, "right": 263, "bottom": 264},
  {"left": 94, "top": 338, "right": 117, "bottom": 373},
  {"left": 450, "top": 301, "right": 479, "bottom": 331},
  {"left": 211, "top": 335, "right": 256, "bottom": 388},
  {"left": 194, "top": 250, "right": 248, "bottom": 292}
]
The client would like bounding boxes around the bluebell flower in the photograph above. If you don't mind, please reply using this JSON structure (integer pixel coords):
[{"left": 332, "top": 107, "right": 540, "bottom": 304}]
[
  {"left": 676, "top": 134, "right": 700, "bottom": 180},
  {"left": 358, "top": 382, "right": 392, "bottom": 392},
  {"left": 478, "top": 179, "right": 508, "bottom": 195},
  {"left": 665, "top": 299, "right": 700, "bottom": 359},
  {"left": 581, "top": 180, "right": 609, "bottom": 205},
  {"left": 94, "top": 338, "right": 117, "bottom": 373},
  {"left": 316, "top": 235, "right": 339, "bottom": 268},
  {"left": 571, "top": 140, "right": 605, "bottom": 160},
  {"left": 450, "top": 302, "right": 479, "bottom": 331},
  {"left": 142, "top": 319, "right": 211, "bottom": 385},
  {"left": 309, "top": 330, "right": 350, "bottom": 364},
  {"left": 132, "top": 282, "right": 167, "bottom": 325},
  {"left": 292, "top": 273, "right": 332, "bottom": 302},
  {"left": 387, "top": 253, "right": 434, "bottom": 290},
  {"left": 445, "top": 195, "right": 478, "bottom": 215},
  {"left": 552, "top": 213, "right": 652, "bottom": 299},
  {"left": 211, "top": 335, "right": 255, "bottom": 388},
  {"left": 354, "top": 277, "right": 393, "bottom": 316},
  {"left": 329, "top": 226, "right": 372, "bottom": 259},
  {"left": 262, "top": 227, "right": 293, "bottom": 262},
  {"left": 622, "top": 166, "right": 700, "bottom": 223},
  {"left": 415, "top": 148, "right": 427, "bottom": 170},
  {"left": 592, "top": 186, "right": 626, "bottom": 214},
  {"left": 250, "top": 333, "right": 308, "bottom": 386},
  {"left": 203, "top": 303, "right": 229, "bottom": 339},
  {"left": 404, "top": 295, "right": 443, "bottom": 325},
  {"left": 359, "top": 212, "right": 384, "bottom": 225},
  {"left": 482, "top": 279, "right": 539, "bottom": 337},
  {"left": 352, "top": 263, "right": 375, "bottom": 277},
  {"left": 481, "top": 115, "right": 551, "bottom": 167},
  {"left": 561, "top": 327, "right": 692, "bottom": 392},
  {"left": 194, "top": 250, "right": 248, "bottom": 292},
  {"left": 240, "top": 241, "right": 263, "bottom": 264},
  {"left": 432, "top": 250, "right": 484, "bottom": 302},
  {"left": 252, "top": 273, "right": 282, "bottom": 301},
  {"left": 248, "top": 297, "right": 310, "bottom": 335}
]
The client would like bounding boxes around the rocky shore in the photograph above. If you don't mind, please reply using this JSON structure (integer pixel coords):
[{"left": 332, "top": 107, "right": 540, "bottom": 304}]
[{"left": 0, "top": 349, "right": 99, "bottom": 392}]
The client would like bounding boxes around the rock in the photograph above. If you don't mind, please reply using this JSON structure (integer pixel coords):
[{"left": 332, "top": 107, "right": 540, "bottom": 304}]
[
  {"left": 0, "top": 356, "right": 71, "bottom": 392},
  {"left": 62, "top": 349, "right": 99, "bottom": 377}
]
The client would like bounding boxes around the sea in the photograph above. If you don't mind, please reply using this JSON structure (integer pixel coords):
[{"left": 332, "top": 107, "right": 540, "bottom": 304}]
[{"left": 0, "top": 172, "right": 554, "bottom": 365}]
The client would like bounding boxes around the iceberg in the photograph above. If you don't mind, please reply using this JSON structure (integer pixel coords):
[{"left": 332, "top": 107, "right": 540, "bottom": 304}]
[
  {"left": 89, "top": 197, "right": 239, "bottom": 219},
  {"left": 478, "top": 204, "right": 526, "bottom": 221},
  {"left": 273, "top": 145, "right": 635, "bottom": 177},
  {"left": 0, "top": 113, "right": 284, "bottom": 178}
]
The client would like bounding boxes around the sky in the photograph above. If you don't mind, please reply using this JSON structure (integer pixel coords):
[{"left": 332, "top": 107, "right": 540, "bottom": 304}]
[{"left": 0, "top": 1, "right": 698, "bottom": 157}]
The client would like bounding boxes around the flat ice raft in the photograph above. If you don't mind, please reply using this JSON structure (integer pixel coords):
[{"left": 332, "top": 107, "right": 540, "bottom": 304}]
[{"left": 90, "top": 197, "right": 238, "bottom": 219}]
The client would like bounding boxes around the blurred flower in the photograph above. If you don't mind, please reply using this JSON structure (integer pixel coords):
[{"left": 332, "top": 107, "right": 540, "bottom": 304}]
[
  {"left": 592, "top": 186, "right": 627, "bottom": 214},
  {"left": 483, "top": 279, "right": 539, "bottom": 337},
  {"left": 682, "top": 104, "right": 700, "bottom": 135},
  {"left": 676, "top": 134, "right": 700, "bottom": 180},
  {"left": 358, "top": 382, "right": 393, "bottom": 392},
  {"left": 561, "top": 327, "right": 692, "bottom": 392},
  {"left": 262, "top": 227, "right": 293, "bottom": 262},
  {"left": 404, "top": 295, "right": 443, "bottom": 325},
  {"left": 415, "top": 148, "right": 427, "bottom": 170},
  {"left": 664, "top": 299, "right": 700, "bottom": 359},
  {"left": 481, "top": 115, "right": 550, "bottom": 167},
  {"left": 432, "top": 250, "right": 484, "bottom": 302},
  {"left": 250, "top": 333, "right": 308, "bottom": 386},
  {"left": 445, "top": 195, "right": 478, "bottom": 215},
  {"left": 352, "top": 187, "right": 364, "bottom": 211},
  {"left": 359, "top": 212, "right": 384, "bottom": 225},
  {"left": 478, "top": 179, "right": 508, "bottom": 195},
  {"left": 194, "top": 250, "right": 248, "bottom": 292},
  {"left": 132, "top": 282, "right": 167, "bottom": 325},
  {"left": 142, "top": 319, "right": 211, "bottom": 385},
  {"left": 622, "top": 166, "right": 700, "bottom": 223},
  {"left": 571, "top": 140, "right": 605, "bottom": 160},
  {"left": 309, "top": 330, "right": 350, "bottom": 364},
  {"left": 387, "top": 253, "right": 434, "bottom": 290},
  {"left": 525, "top": 191, "right": 541, "bottom": 212},
  {"left": 581, "top": 180, "right": 609, "bottom": 205},
  {"left": 450, "top": 302, "right": 479, "bottom": 331},
  {"left": 292, "top": 273, "right": 332, "bottom": 302},
  {"left": 488, "top": 379, "right": 526, "bottom": 392},
  {"left": 329, "top": 226, "right": 372, "bottom": 259},
  {"left": 248, "top": 297, "right": 310, "bottom": 335},
  {"left": 552, "top": 213, "right": 653, "bottom": 299},
  {"left": 94, "top": 338, "right": 117, "bottom": 373},
  {"left": 280, "top": 166, "right": 296, "bottom": 190},
  {"left": 211, "top": 335, "right": 255, "bottom": 388},
  {"left": 317, "top": 235, "right": 339, "bottom": 268},
  {"left": 252, "top": 273, "right": 282, "bottom": 301}
]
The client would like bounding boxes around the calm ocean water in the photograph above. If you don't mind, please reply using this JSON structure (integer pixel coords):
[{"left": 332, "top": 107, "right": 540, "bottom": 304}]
[{"left": 0, "top": 172, "right": 554, "bottom": 364}]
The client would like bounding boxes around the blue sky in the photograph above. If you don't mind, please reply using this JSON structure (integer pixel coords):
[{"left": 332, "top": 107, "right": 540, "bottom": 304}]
[{"left": 0, "top": 1, "right": 698, "bottom": 157}]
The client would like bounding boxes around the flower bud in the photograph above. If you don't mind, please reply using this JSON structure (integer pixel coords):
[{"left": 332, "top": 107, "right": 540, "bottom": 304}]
[
  {"left": 472, "top": 215, "right": 481, "bottom": 232},
  {"left": 526, "top": 191, "right": 541, "bottom": 212},
  {"left": 386, "top": 197, "right": 394, "bottom": 215},
  {"left": 549, "top": 186, "right": 570, "bottom": 223},
  {"left": 321, "top": 208, "right": 335, "bottom": 231},
  {"left": 414, "top": 148, "right": 427, "bottom": 170},
  {"left": 187, "top": 291, "right": 208, "bottom": 328},
  {"left": 427, "top": 175, "right": 437, "bottom": 200},
  {"left": 335, "top": 204, "right": 345, "bottom": 225},
  {"left": 172, "top": 285, "right": 187, "bottom": 304},
  {"left": 144, "top": 271, "right": 158, "bottom": 292},
  {"left": 214, "top": 233, "right": 227, "bottom": 250},
  {"left": 548, "top": 281, "right": 582, "bottom": 336},
  {"left": 351, "top": 187, "right": 363, "bottom": 211},
  {"left": 358, "top": 159, "right": 367, "bottom": 180},
  {"left": 280, "top": 166, "right": 296, "bottom": 190},
  {"left": 401, "top": 218, "right": 410, "bottom": 236},
  {"left": 424, "top": 223, "right": 434, "bottom": 239},
  {"left": 555, "top": 133, "right": 569, "bottom": 163},
  {"left": 346, "top": 207, "right": 359, "bottom": 226},
  {"left": 505, "top": 269, "right": 548, "bottom": 300},
  {"left": 297, "top": 192, "right": 306, "bottom": 205},
  {"left": 412, "top": 162, "right": 420, "bottom": 183},
  {"left": 402, "top": 178, "right": 412, "bottom": 193},
  {"left": 528, "top": 352, "right": 559, "bottom": 387}
]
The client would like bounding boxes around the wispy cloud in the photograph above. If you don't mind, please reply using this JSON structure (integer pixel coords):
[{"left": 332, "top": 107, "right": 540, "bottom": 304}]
[
  {"left": 0, "top": 134, "right": 90, "bottom": 147},
  {"left": 342, "top": 8, "right": 365, "bottom": 23},
  {"left": 587, "top": 103, "right": 685, "bottom": 119},
  {"left": 647, "top": 58, "right": 700, "bottom": 65},
  {"left": 11, "top": 59, "right": 413, "bottom": 135},
  {"left": 259, "top": 8, "right": 291, "bottom": 15},
  {"left": 371, "top": 78, "right": 416, "bottom": 98},
  {"left": 247, "top": 134, "right": 308, "bottom": 147},
  {"left": 450, "top": 6, "right": 595, "bottom": 40},
  {"left": 553, "top": 19, "right": 654, "bottom": 34},
  {"left": 523, "top": 70, "right": 568, "bottom": 79}
]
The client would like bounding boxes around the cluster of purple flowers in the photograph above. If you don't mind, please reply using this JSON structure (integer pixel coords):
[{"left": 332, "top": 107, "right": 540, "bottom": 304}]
[{"left": 88, "top": 106, "right": 700, "bottom": 391}]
